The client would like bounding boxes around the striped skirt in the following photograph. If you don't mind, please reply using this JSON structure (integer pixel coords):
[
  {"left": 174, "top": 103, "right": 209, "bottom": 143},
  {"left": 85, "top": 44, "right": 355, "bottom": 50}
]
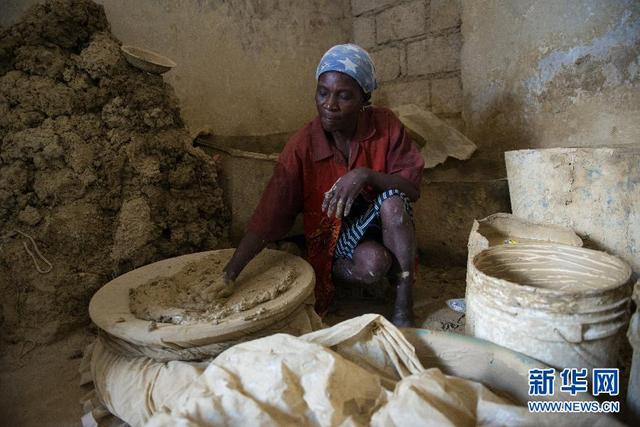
[{"left": 334, "top": 189, "right": 413, "bottom": 260}]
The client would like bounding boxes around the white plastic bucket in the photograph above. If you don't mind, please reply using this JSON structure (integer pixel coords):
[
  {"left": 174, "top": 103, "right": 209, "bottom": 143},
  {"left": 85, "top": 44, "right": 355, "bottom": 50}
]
[
  {"left": 628, "top": 281, "right": 640, "bottom": 422},
  {"left": 505, "top": 146, "right": 640, "bottom": 274},
  {"left": 466, "top": 244, "right": 633, "bottom": 370}
]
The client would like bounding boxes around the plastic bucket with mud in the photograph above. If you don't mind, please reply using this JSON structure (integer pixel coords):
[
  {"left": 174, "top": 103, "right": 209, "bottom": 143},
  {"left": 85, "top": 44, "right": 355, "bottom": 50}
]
[
  {"left": 465, "top": 214, "right": 584, "bottom": 334},
  {"left": 628, "top": 282, "right": 640, "bottom": 421},
  {"left": 466, "top": 244, "right": 633, "bottom": 370}
]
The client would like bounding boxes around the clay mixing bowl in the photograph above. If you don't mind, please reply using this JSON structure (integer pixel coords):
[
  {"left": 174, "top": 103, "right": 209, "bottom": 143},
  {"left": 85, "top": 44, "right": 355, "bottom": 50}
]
[{"left": 120, "top": 45, "right": 176, "bottom": 74}]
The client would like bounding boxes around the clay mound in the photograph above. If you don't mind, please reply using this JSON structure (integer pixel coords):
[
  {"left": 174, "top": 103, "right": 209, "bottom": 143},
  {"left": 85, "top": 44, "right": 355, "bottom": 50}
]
[{"left": 0, "top": 0, "right": 229, "bottom": 344}]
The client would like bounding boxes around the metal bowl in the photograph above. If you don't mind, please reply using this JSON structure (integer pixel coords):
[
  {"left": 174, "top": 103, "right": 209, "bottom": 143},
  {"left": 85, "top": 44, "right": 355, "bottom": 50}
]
[{"left": 120, "top": 45, "right": 176, "bottom": 74}]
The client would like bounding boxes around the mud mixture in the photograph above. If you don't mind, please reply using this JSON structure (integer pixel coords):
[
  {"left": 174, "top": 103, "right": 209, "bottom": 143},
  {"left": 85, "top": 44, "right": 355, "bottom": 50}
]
[
  {"left": 0, "top": 0, "right": 228, "bottom": 344},
  {"left": 130, "top": 253, "right": 297, "bottom": 325},
  {"left": 475, "top": 245, "right": 628, "bottom": 292}
]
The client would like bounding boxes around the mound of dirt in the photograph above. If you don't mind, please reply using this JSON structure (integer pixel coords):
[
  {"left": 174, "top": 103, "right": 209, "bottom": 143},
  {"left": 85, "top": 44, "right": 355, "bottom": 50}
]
[{"left": 0, "top": 0, "right": 229, "bottom": 344}]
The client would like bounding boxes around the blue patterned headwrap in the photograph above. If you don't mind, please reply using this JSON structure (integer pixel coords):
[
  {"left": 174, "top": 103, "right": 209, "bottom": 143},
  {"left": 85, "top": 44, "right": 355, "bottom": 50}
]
[{"left": 315, "top": 44, "right": 378, "bottom": 94}]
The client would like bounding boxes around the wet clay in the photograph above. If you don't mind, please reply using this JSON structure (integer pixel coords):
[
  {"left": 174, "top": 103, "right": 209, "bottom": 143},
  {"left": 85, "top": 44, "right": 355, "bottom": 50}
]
[
  {"left": 130, "top": 252, "right": 298, "bottom": 325},
  {"left": 483, "top": 235, "right": 560, "bottom": 247},
  {"left": 475, "top": 245, "right": 630, "bottom": 292},
  {"left": 474, "top": 213, "right": 582, "bottom": 251}
]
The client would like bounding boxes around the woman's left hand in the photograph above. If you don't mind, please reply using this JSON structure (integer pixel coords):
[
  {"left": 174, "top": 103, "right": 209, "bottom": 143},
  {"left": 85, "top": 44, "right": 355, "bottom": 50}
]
[{"left": 322, "top": 168, "right": 370, "bottom": 218}]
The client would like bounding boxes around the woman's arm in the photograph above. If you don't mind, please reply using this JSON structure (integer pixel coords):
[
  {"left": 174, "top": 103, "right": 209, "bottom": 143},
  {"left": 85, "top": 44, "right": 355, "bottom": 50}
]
[
  {"left": 222, "top": 139, "right": 303, "bottom": 282},
  {"left": 365, "top": 169, "right": 419, "bottom": 200},
  {"left": 323, "top": 167, "right": 418, "bottom": 218},
  {"left": 324, "top": 114, "right": 423, "bottom": 218},
  {"left": 223, "top": 230, "right": 267, "bottom": 282}
]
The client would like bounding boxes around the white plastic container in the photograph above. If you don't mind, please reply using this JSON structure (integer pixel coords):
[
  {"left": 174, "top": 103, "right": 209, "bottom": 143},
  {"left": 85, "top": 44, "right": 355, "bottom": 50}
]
[
  {"left": 505, "top": 147, "right": 640, "bottom": 274},
  {"left": 465, "top": 213, "right": 584, "bottom": 335},
  {"left": 466, "top": 244, "right": 633, "bottom": 370},
  {"left": 628, "top": 281, "right": 640, "bottom": 422}
]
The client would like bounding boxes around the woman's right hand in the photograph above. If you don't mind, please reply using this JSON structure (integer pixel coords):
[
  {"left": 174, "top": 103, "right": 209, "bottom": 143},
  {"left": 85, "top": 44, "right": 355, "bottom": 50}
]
[
  {"left": 222, "top": 264, "right": 238, "bottom": 285},
  {"left": 222, "top": 230, "right": 267, "bottom": 287},
  {"left": 322, "top": 168, "right": 371, "bottom": 218}
]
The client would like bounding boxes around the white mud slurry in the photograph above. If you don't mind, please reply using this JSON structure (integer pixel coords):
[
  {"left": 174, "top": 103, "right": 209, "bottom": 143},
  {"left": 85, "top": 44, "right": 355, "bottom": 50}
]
[
  {"left": 129, "top": 252, "right": 297, "bottom": 325},
  {"left": 475, "top": 245, "right": 629, "bottom": 292}
]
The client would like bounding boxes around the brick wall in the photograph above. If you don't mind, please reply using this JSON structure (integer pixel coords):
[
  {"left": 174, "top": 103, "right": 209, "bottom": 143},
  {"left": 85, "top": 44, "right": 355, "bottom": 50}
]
[{"left": 351, "top": 0, "right": 463, "bottom": 131}]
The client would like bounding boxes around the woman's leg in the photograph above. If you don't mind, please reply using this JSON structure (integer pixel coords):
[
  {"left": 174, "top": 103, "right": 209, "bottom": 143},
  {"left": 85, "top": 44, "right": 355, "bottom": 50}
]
[
  {"left": 333, "top": 239, "right": 392, "bottom": 285},
  {"left": 379, "top": 195, "right": 416, "bottom": 327},
  {"left": 331, "top": 193, "right": 416, "bottom": 326}
]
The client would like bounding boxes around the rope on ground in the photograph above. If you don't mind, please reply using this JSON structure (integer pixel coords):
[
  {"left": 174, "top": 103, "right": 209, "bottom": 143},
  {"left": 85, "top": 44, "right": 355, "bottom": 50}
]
[{"left": 0, "top": 229, "right": 53, "bottom": 274}]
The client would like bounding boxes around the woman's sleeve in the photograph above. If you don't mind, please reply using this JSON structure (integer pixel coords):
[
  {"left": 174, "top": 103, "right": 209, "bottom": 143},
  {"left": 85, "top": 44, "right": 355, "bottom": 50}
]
[
  {"left": 386, "top": 114, "right": 425, "bottom": 190},
  {"left": 245, "top": 140, "right": 303, "bottom": 242}
]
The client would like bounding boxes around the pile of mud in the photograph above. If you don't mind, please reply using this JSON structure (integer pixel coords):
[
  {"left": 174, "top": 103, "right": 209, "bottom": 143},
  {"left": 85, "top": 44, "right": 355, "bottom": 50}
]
[
  {"left": 129, "top": 252, "right": 297, "bottom": 325},
  {"left": 0, "top": 0, "right": 228, "bottom": 343}
]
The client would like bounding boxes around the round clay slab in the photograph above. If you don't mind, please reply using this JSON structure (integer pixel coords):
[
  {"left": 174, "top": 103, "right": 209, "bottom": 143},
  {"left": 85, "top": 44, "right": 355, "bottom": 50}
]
[{"left": 89, "top": 249, "right": 315, "bottom": 348}]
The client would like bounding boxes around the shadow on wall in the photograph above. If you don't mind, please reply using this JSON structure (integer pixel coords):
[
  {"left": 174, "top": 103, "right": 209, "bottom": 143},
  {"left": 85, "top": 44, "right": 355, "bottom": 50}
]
[{"left": 468, "top": 93, "right": 538, "bottom": 157}]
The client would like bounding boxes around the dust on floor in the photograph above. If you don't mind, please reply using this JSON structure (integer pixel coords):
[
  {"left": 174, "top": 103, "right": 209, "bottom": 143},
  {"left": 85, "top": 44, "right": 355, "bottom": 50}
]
[
  {"left": 325, "top": 264, "right": 467, "bottom": 332},
  {"left": 0, "top": 326, "right": 96, "bottom": 427}
]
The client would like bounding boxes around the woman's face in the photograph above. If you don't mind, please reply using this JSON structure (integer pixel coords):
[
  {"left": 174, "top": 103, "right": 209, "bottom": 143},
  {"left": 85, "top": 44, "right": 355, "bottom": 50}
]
[{"left": 315, "top": 71, "right": 365, "bottom": 134}]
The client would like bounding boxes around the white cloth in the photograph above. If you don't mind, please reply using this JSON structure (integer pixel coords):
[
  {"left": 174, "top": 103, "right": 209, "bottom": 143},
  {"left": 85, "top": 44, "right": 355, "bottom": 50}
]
[
  {"left": 142, "top": 315, "right": 533, "bottom": 427},
  {"left": 86, "top": 314, "right": 619, "bottom": 427}
]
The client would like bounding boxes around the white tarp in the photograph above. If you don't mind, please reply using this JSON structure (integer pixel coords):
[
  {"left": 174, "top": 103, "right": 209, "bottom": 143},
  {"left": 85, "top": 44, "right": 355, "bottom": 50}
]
[{"left": 86, "top": 314, "right": 580, "bottom": 427}]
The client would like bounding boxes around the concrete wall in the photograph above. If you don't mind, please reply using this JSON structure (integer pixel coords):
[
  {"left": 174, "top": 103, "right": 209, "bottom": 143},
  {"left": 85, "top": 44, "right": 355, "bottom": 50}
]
[
  {"left": 348, "top": 1, "right": 511, "bottom": 265},
  {"left": 1, "top": 0, "right": 352, "bottom": 136},
  {"left": 462, "top": 0, "right": 640, "bottom": 152},
  {"left": 351, "top": 0, "right": 464, "bottom": 131}
]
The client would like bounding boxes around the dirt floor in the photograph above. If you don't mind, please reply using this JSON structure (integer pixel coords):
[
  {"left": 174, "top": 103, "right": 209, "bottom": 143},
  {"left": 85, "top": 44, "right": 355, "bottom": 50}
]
[
  {"left": 325, "top": 264, "right": 467, "bottom": 332},
  {"left": 0, "top": 326, "right": 96, "bottom": 427},
  {"left": 0, "top": 263, "right": 466, "bottom": 427}
]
